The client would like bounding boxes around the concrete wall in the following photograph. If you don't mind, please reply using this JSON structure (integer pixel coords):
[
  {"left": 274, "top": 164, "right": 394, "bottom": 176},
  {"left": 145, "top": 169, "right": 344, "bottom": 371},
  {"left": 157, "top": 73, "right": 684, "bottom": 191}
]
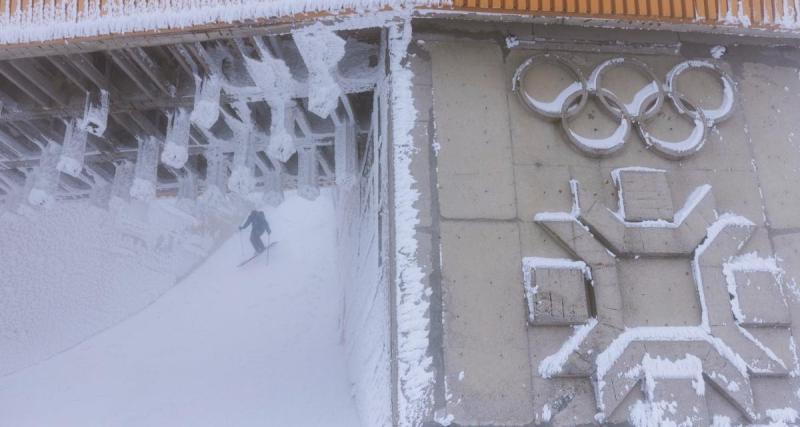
[{"left": 405, "top": 21, "right": 800, "bottom": 426}]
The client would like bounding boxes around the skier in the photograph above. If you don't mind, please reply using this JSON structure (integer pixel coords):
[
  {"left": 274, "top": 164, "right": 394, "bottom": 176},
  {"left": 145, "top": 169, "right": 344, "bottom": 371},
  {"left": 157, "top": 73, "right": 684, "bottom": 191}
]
[{"left": 240, "top": 209, "right": 271, "bottom": 255}]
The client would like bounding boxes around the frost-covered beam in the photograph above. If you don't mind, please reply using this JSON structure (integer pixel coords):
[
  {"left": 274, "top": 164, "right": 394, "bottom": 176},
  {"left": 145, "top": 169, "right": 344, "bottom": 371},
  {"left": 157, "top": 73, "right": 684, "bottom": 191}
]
[
  {"left": 0, "top": 63, "right": 54, "bottom": 107},
  {"left": 126, "top": 47, "right": 176, "bottom": 97},
  {"left": 108, "top": 50, "right": 159, "bottom": 99},
  {"left": 47, "top": 56, "right": 94, "bottom": 93},
  {"left": 8, "top": 59, "right": 68, "bottom": 106}
]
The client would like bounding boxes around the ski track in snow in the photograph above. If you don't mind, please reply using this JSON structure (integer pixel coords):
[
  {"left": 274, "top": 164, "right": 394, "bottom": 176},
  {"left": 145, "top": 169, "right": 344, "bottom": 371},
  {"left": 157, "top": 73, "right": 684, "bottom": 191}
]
[{"left": 0, "top": 190, "right": 362, "bottom": 427}]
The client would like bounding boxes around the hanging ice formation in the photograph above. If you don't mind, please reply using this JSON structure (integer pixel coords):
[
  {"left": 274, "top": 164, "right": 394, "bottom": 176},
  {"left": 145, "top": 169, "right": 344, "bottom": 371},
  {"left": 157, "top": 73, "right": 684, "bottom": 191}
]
[
  {"left": 57, "top": 119, "right": 89, "bottom": 177},
  {"left": 86, "top": 167, "right": 111, "bottom": 210},
  {"left": 227, "top": 131, "right": 256, "bottom": 195},
  {"left": 239, "top": 37, "right": 297, "bottom": 163},
  {"left": 262, "top": 158, "right": 284, "bottom": 207},
  {"left": 191, "top": 74, "right": 221, "bottom": 129},
  {"left": 267, "top": 105, "right": 296, "bottom": 163},
  {"left": 81, "top": 89, "right": 109, "bottom": 136},
  {"left": 161, "top": 108, "right": 192, "bottom": 168},
  {"left": 130, "top": 136, "right": 159, "bottom": 201},
  {"left": 293, "top": 23, "right": 346, "bottom": 118},
  {"left": 334, "top": 118, "right": 358, "bottom": 189},
  {"left": 110, "top": 160, "right": 135, "bottom": 208},
  {"left": 199, "top": 144, "right": 228, "bottom": 207},
  {"left": 28, "top": 142, "right": 62, "bottom": 208},
  {"left": 176, "top": 170, "right": 198, "bottom": 212},
  {"left": 297, "top": 143, "right": 320, "bottom": 201}
]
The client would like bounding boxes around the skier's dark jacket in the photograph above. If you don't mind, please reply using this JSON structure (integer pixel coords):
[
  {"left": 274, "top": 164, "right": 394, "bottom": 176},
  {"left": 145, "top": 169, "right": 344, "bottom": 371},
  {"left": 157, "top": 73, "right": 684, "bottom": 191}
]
[{"left": 241, "top": 210, "right": 271, "bottom": 236}]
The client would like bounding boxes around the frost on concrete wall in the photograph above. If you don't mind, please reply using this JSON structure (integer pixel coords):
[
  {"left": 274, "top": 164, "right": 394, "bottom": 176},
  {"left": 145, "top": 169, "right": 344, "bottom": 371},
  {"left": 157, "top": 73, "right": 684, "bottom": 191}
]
[
  {"left": 431, "top": 43, "right": 800, "bottom": 426},
  {"left": 336, "top": 87, "right": 392, "bottom": 426}
]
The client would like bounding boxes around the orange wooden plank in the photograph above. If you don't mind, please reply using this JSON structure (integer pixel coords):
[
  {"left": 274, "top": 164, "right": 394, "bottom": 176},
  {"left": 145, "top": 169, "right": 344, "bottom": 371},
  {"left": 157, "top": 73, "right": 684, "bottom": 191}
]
[
  {"left": 672, "top": 0, "right": 683, "bottom": 19},
  {"left": 765, "top": 0, "right": 775, "bottom": 22},
  {"left": 491, "top": 0, "right": 501, "bottom": 8},
  {"left": 601, "top": 0, "right": 613, "bottom": 13},
  {"left": 718, "top": 0, "right": 729, "bottom": 20},
  {"left": 649, "top": 0, "right": 660, "bottom": 15},
  {"left": 590, "top": 0, "right": 600, "bottom": 13},
  {"left": 707, "top": 0, "right": 718, "bottom": 19},
  {"left": 613, "top": 0, "right": 625, "bottom": 13},
  {"left": 578, "top": 0, "right": 588, "bottom": 13},
  {"left": 752, "top": 0, "right": 762, "bottom": 23},
  {"left": 479, "top": 0, "right": 489, "bottom": 8},
  {"left": 452, "top": 0, "right": 464, "bottom": 5},
  {"left": 504, "top": 0, "right": 515, "bottom": 9},
  {"left": 542, "top": 0, "right": 552, "bottom": 12},
  {"left": 566, "top": 0, "right": 576, "bottom": 13},
  {"left": 554, "top": 0, "right": 565, "bottom": 12},
  {"left": 624, "top": 0, "right": 637, "bottom": 14},
  {"left": 636, "top": 0, "right": 648, "bottom": 14},
  {"left": 661, "top": 0, "right": 672, "bottom": 16}
]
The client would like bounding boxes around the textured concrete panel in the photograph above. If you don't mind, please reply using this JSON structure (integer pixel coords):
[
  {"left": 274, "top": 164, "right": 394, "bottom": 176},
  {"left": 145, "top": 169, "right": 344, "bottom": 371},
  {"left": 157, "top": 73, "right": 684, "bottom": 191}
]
[
  {"left": 440, "top": 220, "right": 534, "bottom": 425},
  {"left": 529, "top": 268, "right": 590, "bottom": 325},
  {"left": 618, "top": 169, "right": 675, "bottom": 221},
  {"left": 733, "top": 271, "right": 791, "bottom": 327},
  {"left": 617, "top": 258, "right": 701, "bottom": 327},
  {"left": 429, "top": 42, "right": 516, "bottom": 220},
  {"left": 739, "top": 62, "right": 800, "bottom": 229}
]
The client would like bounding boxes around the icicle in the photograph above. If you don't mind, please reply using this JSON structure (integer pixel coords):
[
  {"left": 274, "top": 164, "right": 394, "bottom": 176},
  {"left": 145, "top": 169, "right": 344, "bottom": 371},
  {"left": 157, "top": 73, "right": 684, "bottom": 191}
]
[
  {"left": 334, "top": 119, "right": 357, "bottom": 189},
  {"left": 161, "top": 107, "right": 191, "bottom": 168},
  {"left": 191, "top": 74, "right": 221, "bottom": 129},
  {"left": 85, "top": 167, "right": 111, "bottom": 210},
  {"left": 90, "top": 181, "right": 112, "bottom": 210},
  {"left": 297, "top": 143, "right": 319, "bottom": 201},
  {"left": 57, "top": 119, "right": 89, "bottom": 177},
  {"left": 292, "top": 23, "right": 346, "bottom": 118},
  {"left": 267, "top": 105, "right": 296, "bottom": 162},
  {"left": 228, "top": 131, "right": 255, "bottom": 195},
  {"left": 28, "top": 142, "right": 62, "bottom": 208},
  {"left": 130, "top": 136, "right": 159, "bottom": 201},
  {"left": 262, "top": 158, "right": 284, "bottom": 207},
  {"left": 110, "top": 160, "right": 134, "bottom": 207},
  {"left": 81, "top": 89, "right": 109, "bottom": 136},
  {"left": 176, "top": 170, "right": 197, "bottom": 213},
  {"left": 199, "top": 144, "right": 228, "bottom": 208}
]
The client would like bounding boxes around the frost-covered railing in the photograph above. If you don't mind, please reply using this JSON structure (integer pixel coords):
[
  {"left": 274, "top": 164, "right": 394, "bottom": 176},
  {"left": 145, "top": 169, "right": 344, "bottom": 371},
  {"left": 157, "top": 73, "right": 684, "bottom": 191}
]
[{"left": 449, "top": 0, "right": 800, "bottom": 29}]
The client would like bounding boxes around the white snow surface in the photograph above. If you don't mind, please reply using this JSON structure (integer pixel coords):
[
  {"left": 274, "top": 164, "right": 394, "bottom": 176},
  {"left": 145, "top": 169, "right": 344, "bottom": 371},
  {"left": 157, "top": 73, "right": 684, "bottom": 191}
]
[{"left": 0, "top": 191, "right": 362, "bottom": 427}]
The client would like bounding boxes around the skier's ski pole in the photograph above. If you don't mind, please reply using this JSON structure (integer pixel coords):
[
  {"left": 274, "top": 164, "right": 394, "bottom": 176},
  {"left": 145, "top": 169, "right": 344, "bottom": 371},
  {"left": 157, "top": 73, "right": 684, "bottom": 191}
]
[
  {"left": 238, "top": 229, "right": 245, "bottom": 258},
  {"left": 266, "top": 233, "right": 271, "bottom": 265}
]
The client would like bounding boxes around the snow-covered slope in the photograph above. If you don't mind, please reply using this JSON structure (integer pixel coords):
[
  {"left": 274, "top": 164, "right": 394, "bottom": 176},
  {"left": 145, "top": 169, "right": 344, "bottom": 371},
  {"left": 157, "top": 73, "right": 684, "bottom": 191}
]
[{"left": 0, "top": 190, "right": 362, "bottom": 427}]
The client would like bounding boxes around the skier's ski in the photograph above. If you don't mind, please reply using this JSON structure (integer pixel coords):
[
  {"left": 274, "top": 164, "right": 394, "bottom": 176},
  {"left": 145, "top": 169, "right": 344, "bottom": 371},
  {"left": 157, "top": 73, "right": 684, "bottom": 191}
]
[{"left": 238, "top": 241, "right": 278, "bottom": 268}]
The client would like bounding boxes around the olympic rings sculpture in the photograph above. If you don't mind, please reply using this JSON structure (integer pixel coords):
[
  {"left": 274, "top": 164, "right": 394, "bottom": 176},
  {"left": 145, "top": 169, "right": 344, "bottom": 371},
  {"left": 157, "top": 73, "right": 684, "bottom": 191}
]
[{"left": 512, "top": 54, "right": 736, "bottom": 159}]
